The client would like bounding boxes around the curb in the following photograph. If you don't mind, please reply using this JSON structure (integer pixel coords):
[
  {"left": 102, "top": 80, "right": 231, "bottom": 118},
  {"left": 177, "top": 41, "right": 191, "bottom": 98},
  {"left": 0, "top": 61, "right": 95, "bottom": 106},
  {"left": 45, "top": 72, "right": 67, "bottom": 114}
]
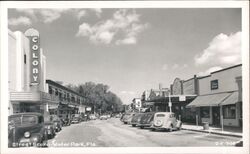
[{"left": 181, "top": 127, "right": 242, "bottom": 138}]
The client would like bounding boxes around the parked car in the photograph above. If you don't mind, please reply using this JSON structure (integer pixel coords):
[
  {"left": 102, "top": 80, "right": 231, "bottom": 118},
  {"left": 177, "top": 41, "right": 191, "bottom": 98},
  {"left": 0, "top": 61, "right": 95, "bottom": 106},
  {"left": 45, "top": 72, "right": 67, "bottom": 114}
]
[
  {"left": 137, "top": 112, "right": 155, "bottom": 129},
  {"left": 89, "top": 114, "right": 97, "bottom": 120},
  {"left": 71, "top": 114, "right": 81, "bottom": 124},
  {"left": 151, "top": 112, "right": 182, "bottom": 131},
  {"left": 115, "top": 114, "right": 122, "bottom": 118},
  {"left": 131, "top": 113, "right": 145, "bottom": 127},
  {"left": 59, "top": 114, "right": 71, "bottom": 126},
  {"left": 50, "top": 115, "right": 62, "bottom": 132},
  {"left": 8, "top": 112, "right": 48, "bottom": 147},
  {"left": 100, "top": 115, "right": 108, "bottom": 120},
  {"left": 122, "top": 112, "right": 136, "bottom": 124},
  {"left": 44, "top": 116, "right": 56, "bottom": 139}
]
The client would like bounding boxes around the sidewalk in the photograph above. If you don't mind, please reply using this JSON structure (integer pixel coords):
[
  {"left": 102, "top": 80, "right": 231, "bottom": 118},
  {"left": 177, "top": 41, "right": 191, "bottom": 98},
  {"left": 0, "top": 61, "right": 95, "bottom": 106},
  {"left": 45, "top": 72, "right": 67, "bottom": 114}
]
[{"left": 181, "top": 123, "right": 242, "bottom": 138}]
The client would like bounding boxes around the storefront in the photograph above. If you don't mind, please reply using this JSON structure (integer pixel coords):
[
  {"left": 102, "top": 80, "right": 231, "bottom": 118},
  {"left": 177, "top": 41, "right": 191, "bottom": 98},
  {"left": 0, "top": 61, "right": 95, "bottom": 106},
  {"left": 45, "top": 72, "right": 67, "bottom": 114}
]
[{"left": 187, "top": 64, "right": 242, "bottom": 127}]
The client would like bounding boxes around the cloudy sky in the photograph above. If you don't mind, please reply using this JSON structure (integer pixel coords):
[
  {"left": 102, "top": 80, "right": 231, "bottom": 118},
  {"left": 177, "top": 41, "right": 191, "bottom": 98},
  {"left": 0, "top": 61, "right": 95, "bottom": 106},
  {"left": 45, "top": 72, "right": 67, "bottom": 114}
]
[{"left": 8, "top": 8, "right": 241, "bottom": 104}]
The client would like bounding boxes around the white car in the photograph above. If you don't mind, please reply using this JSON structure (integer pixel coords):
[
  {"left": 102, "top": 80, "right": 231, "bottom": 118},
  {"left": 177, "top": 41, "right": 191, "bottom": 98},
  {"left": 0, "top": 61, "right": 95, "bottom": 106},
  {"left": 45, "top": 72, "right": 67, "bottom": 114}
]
[
  {"left": 89, "top": 114, "right": 97, "bottom": 120},
  {"left": 100, "top": 115, "right": 108, "bottom": 120},
  {"left": 151, "top": 112, "right": 182, "bottom": 131}
]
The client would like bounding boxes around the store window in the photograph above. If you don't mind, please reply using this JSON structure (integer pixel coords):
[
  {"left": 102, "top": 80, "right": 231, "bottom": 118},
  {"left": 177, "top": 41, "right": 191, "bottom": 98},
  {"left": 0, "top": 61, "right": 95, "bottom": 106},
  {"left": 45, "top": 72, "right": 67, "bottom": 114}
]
[
  {"left": 49, "top": 86, "right": 53, "bottom": 94},
  {"left": 55, "top": 89, "right": 58, "bottom": 96},
  {"left": 211, "top": 80, "right": 219, "bottom": 90},
  {"left": 24, "top": 54, "right": 26, "bottom": 64},
  {"left": 223, "top": 105, "right": 236, "bottom": 119},
  {"left": 201, "top": 107, "right": 210, "bottom": 118}
]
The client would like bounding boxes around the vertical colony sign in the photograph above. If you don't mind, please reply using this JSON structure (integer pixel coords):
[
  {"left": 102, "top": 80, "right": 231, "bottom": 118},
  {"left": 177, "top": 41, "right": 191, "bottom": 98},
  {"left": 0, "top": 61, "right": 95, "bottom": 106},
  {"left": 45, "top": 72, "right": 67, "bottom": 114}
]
[{"left": 25, "top": 28, "right": 40, "bottom": 85}]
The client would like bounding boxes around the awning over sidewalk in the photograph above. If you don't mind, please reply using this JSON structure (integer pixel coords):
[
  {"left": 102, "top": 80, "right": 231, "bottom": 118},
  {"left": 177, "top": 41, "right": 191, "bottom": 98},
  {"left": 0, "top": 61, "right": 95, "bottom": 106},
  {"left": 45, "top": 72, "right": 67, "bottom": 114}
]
[
  {"left": 220, "top": 91, "right": 241, "bottom": 105},
  {"left": 186, "top": 92, "right": 232, "bottom": 107}
]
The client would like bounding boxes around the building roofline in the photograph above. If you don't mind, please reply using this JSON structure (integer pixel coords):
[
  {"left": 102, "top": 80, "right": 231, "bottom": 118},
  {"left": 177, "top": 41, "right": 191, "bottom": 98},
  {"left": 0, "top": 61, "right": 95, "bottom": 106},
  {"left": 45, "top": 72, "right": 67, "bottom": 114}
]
[
  {"left": 46, "top": 79, "right": 85, "bottom": 98},
  {"left": 211, "top": 64, "right": 242, "bottom": 74}
]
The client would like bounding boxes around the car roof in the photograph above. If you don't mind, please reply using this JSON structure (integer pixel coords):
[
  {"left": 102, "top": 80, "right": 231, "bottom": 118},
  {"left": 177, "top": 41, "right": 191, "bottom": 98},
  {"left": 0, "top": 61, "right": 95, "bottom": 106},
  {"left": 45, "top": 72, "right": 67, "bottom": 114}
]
[{"left": 9, "top": 112, "right": 43, "bottom": 117}]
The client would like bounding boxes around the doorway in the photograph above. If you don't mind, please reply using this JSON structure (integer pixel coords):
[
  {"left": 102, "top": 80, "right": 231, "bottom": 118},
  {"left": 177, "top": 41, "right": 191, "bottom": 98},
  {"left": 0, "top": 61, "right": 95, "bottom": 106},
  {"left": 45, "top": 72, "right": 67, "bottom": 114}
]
[{"left": 212, "top": 107, "right": 220, "bottom": 126}]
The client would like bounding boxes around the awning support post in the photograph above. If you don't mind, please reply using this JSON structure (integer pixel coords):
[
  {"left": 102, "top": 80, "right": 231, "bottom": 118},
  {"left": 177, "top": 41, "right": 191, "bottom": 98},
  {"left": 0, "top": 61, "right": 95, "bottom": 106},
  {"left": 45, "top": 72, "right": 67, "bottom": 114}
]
[
  {"left": 196, "top": 114, "right": 198, "bottom": 126},
  {"left": 221, "top": 115, "right": 224, "bottom": 132}
]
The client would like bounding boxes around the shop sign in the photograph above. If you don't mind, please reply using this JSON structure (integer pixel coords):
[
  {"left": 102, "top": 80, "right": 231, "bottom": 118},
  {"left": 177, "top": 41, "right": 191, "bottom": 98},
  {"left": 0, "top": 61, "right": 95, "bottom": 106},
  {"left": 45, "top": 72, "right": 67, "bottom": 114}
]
[
  {"left": 86, "top": 107, "right": 91, "bottom": 111},
  {"left": 211, "top": 80, "right": 219, "bottom": 90},
  {"left": 179, "top": 96, "right": 186, "bottom": 101},
  {"left": 29, "top": 36, "right": 40, "bottom": 85}
]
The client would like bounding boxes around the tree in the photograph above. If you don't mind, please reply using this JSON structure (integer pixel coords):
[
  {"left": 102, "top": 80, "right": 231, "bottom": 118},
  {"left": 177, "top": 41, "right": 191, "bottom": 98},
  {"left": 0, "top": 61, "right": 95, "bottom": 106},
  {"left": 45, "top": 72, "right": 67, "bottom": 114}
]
[{"left": 67, "top": 82, "right": 123, "bottom": 113}]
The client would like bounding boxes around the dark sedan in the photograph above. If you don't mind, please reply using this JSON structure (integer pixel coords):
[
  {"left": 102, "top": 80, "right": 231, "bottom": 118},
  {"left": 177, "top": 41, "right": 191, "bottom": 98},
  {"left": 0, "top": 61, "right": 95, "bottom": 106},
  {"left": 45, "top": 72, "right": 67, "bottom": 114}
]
[
  {"left": 8, "top": 112, "right": 48, "bottom": 147},
  {"left": 137, "top": 112, "right": 155, "bottom": 129},
  {"left": 50, "top": 115, "right": 62, "bottom": 132},
  {"left": 131, "top": 113, "right": 145, "bottom": 127}
]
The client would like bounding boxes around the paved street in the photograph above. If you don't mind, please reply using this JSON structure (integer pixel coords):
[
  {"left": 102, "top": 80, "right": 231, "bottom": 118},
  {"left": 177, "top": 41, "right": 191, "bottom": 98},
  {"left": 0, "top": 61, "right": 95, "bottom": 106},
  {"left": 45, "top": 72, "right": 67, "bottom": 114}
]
[{"left": 48, "top": 118, "right": 241, "bottom": 147}]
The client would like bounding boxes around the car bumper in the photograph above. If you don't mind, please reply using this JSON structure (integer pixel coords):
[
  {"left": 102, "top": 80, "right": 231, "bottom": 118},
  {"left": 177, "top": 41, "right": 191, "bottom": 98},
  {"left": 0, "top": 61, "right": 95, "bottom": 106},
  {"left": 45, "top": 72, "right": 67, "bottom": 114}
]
[{"left": 137, "top": 124, "right": 152, "bottom": 127}]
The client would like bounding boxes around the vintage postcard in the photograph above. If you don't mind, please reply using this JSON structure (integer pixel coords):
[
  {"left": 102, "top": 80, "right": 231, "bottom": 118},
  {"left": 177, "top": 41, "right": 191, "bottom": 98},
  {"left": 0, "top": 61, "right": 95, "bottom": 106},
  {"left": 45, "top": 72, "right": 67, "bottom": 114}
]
[{"left": 0, "top": 1, "right": 249, "bottom": 154}]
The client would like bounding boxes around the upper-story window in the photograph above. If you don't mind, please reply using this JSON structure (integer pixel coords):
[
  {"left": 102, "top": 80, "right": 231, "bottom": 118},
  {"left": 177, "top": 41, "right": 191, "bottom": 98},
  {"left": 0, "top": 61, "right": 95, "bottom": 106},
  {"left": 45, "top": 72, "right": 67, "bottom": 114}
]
[
  {"left": 49, "top": 86, "right": 53, "bottom": 94},
  {"left": 24, "top": 54, "right": 27, "bottom": 64},
  {"left": 211, "top": 80, "right": 219, "bottom": 90},
  {"left": 55, "top": 89, "right": 58, "bottom": 96}
]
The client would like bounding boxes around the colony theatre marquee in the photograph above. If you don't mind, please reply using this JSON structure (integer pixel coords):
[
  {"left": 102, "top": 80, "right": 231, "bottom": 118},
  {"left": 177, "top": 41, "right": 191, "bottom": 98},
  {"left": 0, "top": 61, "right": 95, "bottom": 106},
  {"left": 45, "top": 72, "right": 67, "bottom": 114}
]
[{"left": 25, "top": 28, "right": 40, "bottom": 85}]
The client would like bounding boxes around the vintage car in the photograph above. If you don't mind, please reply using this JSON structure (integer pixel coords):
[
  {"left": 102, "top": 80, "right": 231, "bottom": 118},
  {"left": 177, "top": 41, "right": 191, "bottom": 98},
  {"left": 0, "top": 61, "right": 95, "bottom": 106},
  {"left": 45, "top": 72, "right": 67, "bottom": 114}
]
[
  {"left": 71, "top": 114, "right": 81, "bottom": 124},
  {"left": 89, "top": 114, "right": 97, "bottom": 120},
  {"left": 131, "top": 113, "right": 145, "bottom": 127},
  {"left": 137, "top": 112, "right": 155, "bottom": 129},
  {"left": 8, "top": 112, "right": 48, "bottom": 147},
  {"left": 50, "top": 115, "right": 62, "bottom": 132},
  {"left": 44, "top": 117, "right": 56, "bottom": 139},
  {"left": 121, "top": 112, "right": 136, "bottom": 124},
  {"left": 151, "top": 112, "right": 182, "bottom": 131},
  {"left": 59, "top": 114, "right": 71, "bottom": 126},
  {"left": 100, "top": 115, "right": 108, "bottom": 120}
]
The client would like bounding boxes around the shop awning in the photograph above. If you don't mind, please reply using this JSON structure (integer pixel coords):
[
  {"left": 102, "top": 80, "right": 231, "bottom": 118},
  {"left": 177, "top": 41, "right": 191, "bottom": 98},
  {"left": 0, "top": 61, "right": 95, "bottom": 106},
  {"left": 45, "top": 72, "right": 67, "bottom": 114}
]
[
  {"left": 186, "top": 92, "right": 232, "bottom": 107},
  {"left": 220, "top": 91, "right": 241, "bottom": 105}
]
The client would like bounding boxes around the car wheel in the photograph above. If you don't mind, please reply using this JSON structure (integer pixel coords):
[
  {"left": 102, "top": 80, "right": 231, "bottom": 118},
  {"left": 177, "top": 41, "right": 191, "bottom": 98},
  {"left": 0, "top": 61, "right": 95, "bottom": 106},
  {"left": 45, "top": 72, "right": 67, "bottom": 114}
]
[
  {"left": 140, "top": 126, "right": 144, "bottom": 129},
  {"left": 132, "top": 124, "right": 136, "bottom": 127},
  {"left": 169, "top": 124, "right": 173, "bottom": 132},
  {"left": 151, "top": 128, "right": 155, "bottom": 131}
]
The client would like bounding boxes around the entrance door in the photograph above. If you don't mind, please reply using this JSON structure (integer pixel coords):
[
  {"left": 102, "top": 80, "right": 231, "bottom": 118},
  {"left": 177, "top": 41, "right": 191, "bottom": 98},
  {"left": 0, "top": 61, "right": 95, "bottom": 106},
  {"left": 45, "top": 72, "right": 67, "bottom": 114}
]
[{"left": 212, "top": 107, "right": 220, "bottom": 126}]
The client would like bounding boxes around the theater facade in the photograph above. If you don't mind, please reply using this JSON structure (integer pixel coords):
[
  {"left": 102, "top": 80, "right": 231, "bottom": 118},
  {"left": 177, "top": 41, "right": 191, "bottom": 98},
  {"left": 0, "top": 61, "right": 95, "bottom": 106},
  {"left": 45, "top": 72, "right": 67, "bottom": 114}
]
[{"left": 8, "top": 28, "right": 89, "bottom": 116}]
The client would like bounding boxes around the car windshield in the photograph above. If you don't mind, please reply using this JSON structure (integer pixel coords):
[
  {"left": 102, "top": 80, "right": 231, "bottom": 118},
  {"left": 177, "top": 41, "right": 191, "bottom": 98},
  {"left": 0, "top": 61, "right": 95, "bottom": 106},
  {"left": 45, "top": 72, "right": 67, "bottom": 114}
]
[
  {"left": 9, "top": 115, "right": 38, "bottom": 125},
  {"left": 156, "top": 114, "right": 165, "bottom": 117}
]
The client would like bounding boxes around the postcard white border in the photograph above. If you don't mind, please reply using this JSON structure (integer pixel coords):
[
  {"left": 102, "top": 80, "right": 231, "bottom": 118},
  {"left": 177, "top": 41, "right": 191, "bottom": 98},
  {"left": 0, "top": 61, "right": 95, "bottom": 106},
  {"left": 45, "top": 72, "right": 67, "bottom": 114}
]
[{"left": 1, "top": 1, "right": 249, "bottom": 154}]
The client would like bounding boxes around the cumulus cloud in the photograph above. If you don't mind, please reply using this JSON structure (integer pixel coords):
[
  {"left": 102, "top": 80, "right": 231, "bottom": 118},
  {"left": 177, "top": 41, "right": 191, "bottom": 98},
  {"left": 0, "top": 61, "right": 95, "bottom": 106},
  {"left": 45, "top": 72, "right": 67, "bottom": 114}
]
[
  {"left": 89, "top": 8, "right": 102, "bottom": 17},
  {"left": 15, "top": 8, "right": 71, "bottom": 23},
  {"left": 8, "top": 16, "right": 32, "bottom": 26},
  {"left": 77, "top": 10, "right": 87, "bottom": 20},
  {"left": 195, "top": 32, "right": 241, "bottom": 66},
  {"left": 76, "top": 9, "right": 148, "bottom": 45},
  {"left": 197, "top": 66, "right": 223, "bottom": 76}
]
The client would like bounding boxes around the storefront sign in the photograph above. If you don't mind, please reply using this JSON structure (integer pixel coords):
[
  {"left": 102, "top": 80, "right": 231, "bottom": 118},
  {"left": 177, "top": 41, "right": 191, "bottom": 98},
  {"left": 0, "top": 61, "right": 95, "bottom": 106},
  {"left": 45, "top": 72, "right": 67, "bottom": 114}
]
[
  {"left": 86, "top": 107, "right": 91, "bottom": 111},
  {"left": 29, "top": 36, "right": 40, "bottom": 85},
  {"left": 211, "top": 80, "right": 219, "bottom": 90},
  {"left": 179, "top": 96, "right": 186, "bottom": 101}
]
